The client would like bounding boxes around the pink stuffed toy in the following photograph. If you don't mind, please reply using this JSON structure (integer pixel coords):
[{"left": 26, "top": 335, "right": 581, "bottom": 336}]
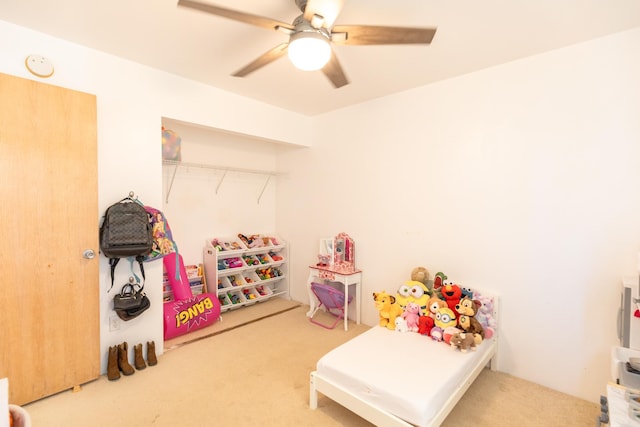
[{"left": 401, "top": 302, "right": 421, "bottom": 332}]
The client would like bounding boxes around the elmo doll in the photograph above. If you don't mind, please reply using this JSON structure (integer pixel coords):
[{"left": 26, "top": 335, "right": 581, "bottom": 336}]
[{"left": 441, "top": 283, "right": 463, "bottom": 322}]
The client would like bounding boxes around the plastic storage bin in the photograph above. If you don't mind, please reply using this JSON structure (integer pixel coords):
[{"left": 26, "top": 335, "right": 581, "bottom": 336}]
[{"left": 612, "top": 346, "right": 640, "bottom": 388}]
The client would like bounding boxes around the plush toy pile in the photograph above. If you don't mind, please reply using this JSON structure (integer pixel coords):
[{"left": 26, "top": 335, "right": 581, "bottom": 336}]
[{"left": 373, "top": 267, "right": 496, "bottom": 353}]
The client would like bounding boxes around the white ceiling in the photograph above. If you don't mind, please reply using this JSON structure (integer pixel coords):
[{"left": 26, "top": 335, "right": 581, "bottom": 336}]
[{"left": 2, "top": 0, "right": 640, "bottom": 116}]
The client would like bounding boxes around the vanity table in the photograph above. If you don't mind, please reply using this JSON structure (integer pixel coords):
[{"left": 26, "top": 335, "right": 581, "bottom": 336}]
[{"left": 306, "top": 233, "right": 362, "bottom": 331}]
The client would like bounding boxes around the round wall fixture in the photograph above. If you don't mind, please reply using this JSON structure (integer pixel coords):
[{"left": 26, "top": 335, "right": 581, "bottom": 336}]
[{"left": 25, "top": 54, "right": 54, "bottom": 78}]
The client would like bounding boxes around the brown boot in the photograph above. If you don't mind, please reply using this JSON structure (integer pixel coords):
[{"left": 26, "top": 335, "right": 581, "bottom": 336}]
[
  {"left": 133, "top": 343, "right": 146, "bottom": 370},
  {"left": 118, "top": 342, "right": 135, "bottom": 376},
  {"left": 107, "top": 346, "right": 120, "bottom": 381},
  {"left": 147, "top": 341, "right": 157, "bottom": 366}
]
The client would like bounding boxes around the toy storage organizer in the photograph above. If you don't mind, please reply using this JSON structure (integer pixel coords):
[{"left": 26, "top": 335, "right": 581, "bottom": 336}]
[{"left": 203, "top": 235, "right": 288, "bottom": 312}]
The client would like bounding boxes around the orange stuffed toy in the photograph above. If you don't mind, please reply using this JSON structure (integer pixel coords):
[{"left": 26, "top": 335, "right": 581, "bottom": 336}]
[
  {"left": 373, "top": 291, "right": 404, "bottom": 330},
  {"left": 427, "top": 294, "right": 447, "bottom": 319}
]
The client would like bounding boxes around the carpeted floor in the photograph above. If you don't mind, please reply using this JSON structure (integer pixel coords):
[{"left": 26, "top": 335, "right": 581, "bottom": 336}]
[
  {"left": 24, "top": 302, "right": 599, "bottom": 426},
  {"left": 162, "top": 296, "right": 303, "bottom": 350}
]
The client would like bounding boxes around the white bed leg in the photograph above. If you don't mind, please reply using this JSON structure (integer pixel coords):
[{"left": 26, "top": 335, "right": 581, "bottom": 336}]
[
  {"left": 490, "top": 352, "right": 498, "bottom": 371},
  {"left": 310, "top": 372, "right": 318, "bottom": 409}
]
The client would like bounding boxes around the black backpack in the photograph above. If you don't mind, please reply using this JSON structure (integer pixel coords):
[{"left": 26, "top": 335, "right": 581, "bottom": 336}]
[{"left": 99, "top": 197, "right": 153, "bottom": 291}]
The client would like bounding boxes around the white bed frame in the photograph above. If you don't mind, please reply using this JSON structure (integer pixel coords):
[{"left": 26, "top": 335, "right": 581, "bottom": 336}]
[{"left": 309, "top": 295, "right": 499, "bottom": 427}]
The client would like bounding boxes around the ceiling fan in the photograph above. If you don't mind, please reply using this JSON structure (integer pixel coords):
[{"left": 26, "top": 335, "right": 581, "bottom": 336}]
[{"left": 177, "top": 0, "right": 437, "bottom": 88}]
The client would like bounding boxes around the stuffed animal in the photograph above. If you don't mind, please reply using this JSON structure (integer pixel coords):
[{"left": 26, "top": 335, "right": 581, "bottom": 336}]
[
  {"left": 455, "top": 296, "right": 485, "bottom": 343},
  {"left": 427, "top": 295, "right": 447, "bottom": 319},
  {"left": 433, "top": 272, "right": 447, "bottom": 290},
  {"left": 474, "top": 294, "right": 496, "bottom": 339},
  {"left": 395, "top": 283, "right": 413, "bottom": 311},
  {"left": 461, "top": 287, "right": 474, "bottom": 299},
  {"left": 450, "top": 332, "right": 477, "bottom": 353},
  {"left": 430, "top": 326, "right": 444, "bottom": 342},
  {"left": 395, "top": 317, "right": 409, "bottom": 332},
  {"left": 458, "top": 315, "right": 485, "bottom": 344},
  {"left": 373, "top": 291, "right": 404, "bottom": 330},
  {"left": 418, "top": 315, "right": 434, "bottom": 336},
  {"left": 443, "top": 326, "right": 462, "bottom": 344},
  {"left": 455, "top": 296, "right": 481, "bottom": 317},
  {"left": 397, "top": 280, "right": 432, "bottom": 314},
  {"left": 410, "top": 281, "right": 432, "bottom": 316},
  {"left": 434, "top": 307, "right": 457, "bottom": 330},
  {"left": 440, "top": 283, "right": 463, "bottom": 322},
  {"left": 401, "top": 302, "right": 421, "bottom": 332},
  {"left": 411, "top": 266, "right": 431, "bottom": 288}
]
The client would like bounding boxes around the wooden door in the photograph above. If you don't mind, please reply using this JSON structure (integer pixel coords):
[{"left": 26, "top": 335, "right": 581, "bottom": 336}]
[{"left": 0, "top": 73, "right": 99, "bottom": 405}]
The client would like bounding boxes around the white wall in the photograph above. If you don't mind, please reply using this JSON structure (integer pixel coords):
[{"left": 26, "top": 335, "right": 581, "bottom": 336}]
[
  {"left": 277, "top": 28, "right": 640, "bottom": 402},
  {"left": 0, "top": 20, "right": 311, "bottom": 372}
]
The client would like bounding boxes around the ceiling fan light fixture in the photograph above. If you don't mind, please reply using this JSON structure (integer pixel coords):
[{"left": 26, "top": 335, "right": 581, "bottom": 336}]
[{"left": 288, "top": 31, "right": 331, "bottom": 71}]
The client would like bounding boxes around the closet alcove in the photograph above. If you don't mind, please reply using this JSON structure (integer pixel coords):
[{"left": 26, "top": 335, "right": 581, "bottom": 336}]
[{"left": 159, "top": 118, "right": 292, "bottom": 289}]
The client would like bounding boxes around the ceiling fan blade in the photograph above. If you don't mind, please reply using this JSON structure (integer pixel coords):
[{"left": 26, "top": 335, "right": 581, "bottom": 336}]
[
  {"left": 232, "top": 43, "right": 289, "bottom": 77},
  {"left": 178, "top": 0, "right": 293, "bottom": 32},
  {"left": 303, "top": 0, "right": 344, "bottom": 29},
  {"left": 322, "top": 49, "right": 349, "bottom": 88},
  {"left": 332, "top": 25, "right": 437, "bottom": 45}
]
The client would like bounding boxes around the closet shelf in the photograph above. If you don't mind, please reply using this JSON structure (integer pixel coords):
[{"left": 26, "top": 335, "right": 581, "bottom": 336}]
[{"left": 162, "top": 160, "right": 279, "bottom": 204}]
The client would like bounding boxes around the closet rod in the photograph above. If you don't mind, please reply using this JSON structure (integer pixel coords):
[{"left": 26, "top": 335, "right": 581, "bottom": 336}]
[
  {"left": 162, "top": 160, "right": 279, "bottom": 176},
  {"left": 162, "top": 160, "right": 280, "bottom": 204}
]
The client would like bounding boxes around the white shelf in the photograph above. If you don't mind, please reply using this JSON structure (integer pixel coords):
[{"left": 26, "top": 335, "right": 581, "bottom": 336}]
[
  {"left": 203, "top": 236, "right": 289, "bottom": 312},
  {"left": 217, "top": 260, "right": 286, "bottom": 277}
]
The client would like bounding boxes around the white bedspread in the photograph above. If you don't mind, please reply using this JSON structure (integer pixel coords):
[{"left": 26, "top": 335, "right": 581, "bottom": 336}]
[{"left": 316, "top": 326, "right": 495, "bottom": 426}]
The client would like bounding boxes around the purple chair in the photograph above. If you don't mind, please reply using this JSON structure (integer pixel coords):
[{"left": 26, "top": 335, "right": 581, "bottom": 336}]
[{"left": 309, "top": 282, "right": 353, "bottom": 329}]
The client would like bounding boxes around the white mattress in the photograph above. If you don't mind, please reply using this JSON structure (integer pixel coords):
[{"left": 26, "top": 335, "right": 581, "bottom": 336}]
[{"left": 316, "top": 326, "right": 495, "bottom": 426}]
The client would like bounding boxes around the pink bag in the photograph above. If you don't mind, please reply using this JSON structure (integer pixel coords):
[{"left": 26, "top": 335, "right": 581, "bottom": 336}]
[{"left": 162, "top": 252, "right": 220, "bottom": 340}]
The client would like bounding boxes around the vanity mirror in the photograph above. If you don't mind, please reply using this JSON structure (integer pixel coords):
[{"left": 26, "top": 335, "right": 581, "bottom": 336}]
[
  {"left": 318, "top": 238, "right": 333, "bottom": 267},
  {"left": 333, "top": 232, "right": 355, "bottom": 272},
  {"left": 317, "top": 232, "right": 355, "bottom": 273}
]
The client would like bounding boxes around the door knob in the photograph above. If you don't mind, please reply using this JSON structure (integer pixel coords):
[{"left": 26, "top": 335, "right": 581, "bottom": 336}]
[{"left": 83, "top": 249, "right": 96, "bottom": 259}]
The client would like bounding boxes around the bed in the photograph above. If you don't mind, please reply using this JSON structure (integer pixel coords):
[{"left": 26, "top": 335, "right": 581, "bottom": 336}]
[{"left": 310, "top": 290, "right": 498, "bottom": 427}]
